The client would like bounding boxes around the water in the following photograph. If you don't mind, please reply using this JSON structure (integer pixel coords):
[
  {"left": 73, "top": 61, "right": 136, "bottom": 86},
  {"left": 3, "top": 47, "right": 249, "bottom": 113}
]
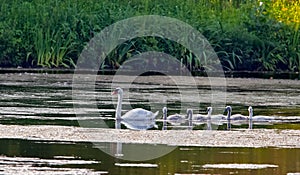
[
  {"left": 0, "top": 139, "right": 299, "bottom": 175},
  {"left": 0, "top": 73, "right": 299, "bottom": 174}
]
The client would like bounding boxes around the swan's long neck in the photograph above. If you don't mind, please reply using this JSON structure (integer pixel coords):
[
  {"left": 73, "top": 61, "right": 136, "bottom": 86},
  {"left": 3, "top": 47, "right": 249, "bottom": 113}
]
[
  {"left": 227, "top": 109, "right": 231, "bottom": 120},
  {"left": 249, "top": 110, "right": 253, "bottom": 120},
  {"left": 163, "top": 107, "right": 167, "bottom": 120},
  {"left": 207, "top": 109, "right": 212, "bottom": 130},
  {"left": 187, "top": 109, "right": 193, "bottom": 121},
  {"left": 187, "top": 109, "right": 193, "bottom": 129},
  {"left": 207, "top": 110, "right": 212, "bottom": 120},
  {"left": 248, "top": 108, "right": 253, "bottom": 129},
  {"left": 116, "top": 92, "right": 123, "bottom": 120},
  {"left": 162, "top": 107, "right": 167, "bottom": 130},
  {"left": 227, "top": 108, "right": 231, "bottom": 130}
]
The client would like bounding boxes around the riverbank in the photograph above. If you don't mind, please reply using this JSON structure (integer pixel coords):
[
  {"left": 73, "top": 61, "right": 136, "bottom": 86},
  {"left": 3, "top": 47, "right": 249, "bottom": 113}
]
[{"left": 0, "top": 68, "right": 300, "bottom": 79}]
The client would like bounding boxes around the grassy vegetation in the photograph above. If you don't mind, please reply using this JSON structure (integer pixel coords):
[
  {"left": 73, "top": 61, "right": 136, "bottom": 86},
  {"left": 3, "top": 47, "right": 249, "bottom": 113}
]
[{"left": 0, "top": 0, "right": 299, "bottom": 72}]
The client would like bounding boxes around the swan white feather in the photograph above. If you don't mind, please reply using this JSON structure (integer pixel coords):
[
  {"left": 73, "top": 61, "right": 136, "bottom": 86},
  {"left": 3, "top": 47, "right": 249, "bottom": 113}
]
[{"left": 112, "top": 87, "right": 158, "bottom": 128}]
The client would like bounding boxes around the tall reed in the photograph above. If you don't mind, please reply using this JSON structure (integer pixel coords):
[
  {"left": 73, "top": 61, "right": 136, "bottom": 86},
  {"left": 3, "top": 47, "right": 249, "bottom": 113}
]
[{"left": 0, "top": 0, "right": 299, "bottom": 72}]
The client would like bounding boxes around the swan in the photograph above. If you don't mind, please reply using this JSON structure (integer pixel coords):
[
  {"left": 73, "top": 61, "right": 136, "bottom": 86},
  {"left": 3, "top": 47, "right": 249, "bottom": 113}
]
[
  {"left": 231, "top": 113, "right": 248, "bottom": 121},
  {"left": 162, "top": 107, "right": 167, "bottom": 130},
  {"left": 225, "top": 106, "right": 248, "bottom": 120},
  {"left": 192, "top": 109, "right": 208, "bottom": 125},
  {"left": 206, "top": 107, "right": 212, "bottom": 130},
  {"left": 224, "top": 106, "right": 232, "bottom": 130},
  {"left": 112, "top": 87, "right": 159, "bottom": 122},
  {"left": 248, "top": 106, "right": 275, "bottom": 129},
  {"left": 206, "top": 107, "right": 226, "bottom": 125},
  {"left": 192, "top": 107, "right": 214, "bottom": 125},
  {"left": 248, "top": 106, "right": 275, "bottom": 121},
  {"left": 190, "top": 107, "right": 213, "bottom": 130},
  {"left": 162, "top": 107, "right": 186, "bottom": 126},
  {"left": 187, "top": 108, "right": 193, "bottom": 130},
  {"left": 225, "top": 106, "right": 248, "bottom": 130}
]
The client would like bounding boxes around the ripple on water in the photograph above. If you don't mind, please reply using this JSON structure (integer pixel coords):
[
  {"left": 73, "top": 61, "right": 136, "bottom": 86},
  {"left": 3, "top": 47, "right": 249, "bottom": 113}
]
[
  {"left": 202, "top": 163, "right": 278, "bottom": 169},
  {"left": 0, "top": 156, "right": 100, "bottom": 165},
  {"left": 114, "top": 163, "right": 158, "bottom": 168},
  {"left": 0, "top": 156, "right": 105, "bottom": 174}
]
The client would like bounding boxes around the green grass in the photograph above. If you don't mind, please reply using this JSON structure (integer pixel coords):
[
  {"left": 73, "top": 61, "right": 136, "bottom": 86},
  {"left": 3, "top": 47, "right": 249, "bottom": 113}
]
[{"left": 0, "top": 0, "right": 299, "bottom": 72}]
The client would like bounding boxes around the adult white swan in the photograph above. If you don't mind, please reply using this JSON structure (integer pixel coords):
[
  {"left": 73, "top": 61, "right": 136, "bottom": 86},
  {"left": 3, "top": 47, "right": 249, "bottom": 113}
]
[{"left": 112, "top": 87, "right": 159, "bottom": 121}]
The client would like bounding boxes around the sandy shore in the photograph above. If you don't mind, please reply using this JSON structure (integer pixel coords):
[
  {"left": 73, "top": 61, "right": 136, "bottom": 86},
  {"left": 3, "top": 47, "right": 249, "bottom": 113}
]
[{"left": 1, "top": 125, "right": 299, "bottom": 148}]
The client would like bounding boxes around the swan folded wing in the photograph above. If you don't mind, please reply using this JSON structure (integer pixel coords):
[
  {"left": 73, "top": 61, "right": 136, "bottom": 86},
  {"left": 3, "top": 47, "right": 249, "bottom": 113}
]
[
  {"left": 167, "top": 114, "right": 185, "bottom": 121},
  {"left": 122, "top": 108, "right": 158, "bottom": 120},
  {"left": 211, "top": 114, "right": 226, "bottom": 120},
  {"left": 192, "top": 114, "right": 207, "bottom": 121},
  {"left": 166, "top": 114, "right": 186, "bottom": 126},
  {"left": 211, "top": 114, "right": 226, "bottom": 125},
  {"left": 231, "top": 114, "right": 248, "bottom": 120},
  {"left": 252, "top": 115, "right": 275, "bottom": 121}
]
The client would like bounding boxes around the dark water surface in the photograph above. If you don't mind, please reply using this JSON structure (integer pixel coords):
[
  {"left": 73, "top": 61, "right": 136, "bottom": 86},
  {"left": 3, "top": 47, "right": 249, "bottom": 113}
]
[
  {"left": 0, "top": 73, "right": 299, "bottom": 174},
  {"left": 0, "top": 139, "right": 299, "bottom": 175}
]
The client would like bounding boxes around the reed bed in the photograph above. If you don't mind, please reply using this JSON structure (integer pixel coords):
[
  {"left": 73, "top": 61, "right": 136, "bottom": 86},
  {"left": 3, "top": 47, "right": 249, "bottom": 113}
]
[{"left": 0, "top": 0, "right": 299, "bottom": 71}]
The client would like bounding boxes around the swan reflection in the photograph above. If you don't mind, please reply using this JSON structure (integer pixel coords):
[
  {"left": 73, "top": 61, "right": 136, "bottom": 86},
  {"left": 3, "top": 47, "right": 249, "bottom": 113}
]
[{"left": 113, "top": 117, "right": 158, "bottom": 157}]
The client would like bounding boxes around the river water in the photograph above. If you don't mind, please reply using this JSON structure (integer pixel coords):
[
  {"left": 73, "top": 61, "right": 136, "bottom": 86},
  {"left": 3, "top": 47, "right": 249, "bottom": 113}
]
[{"left": 0, "top": 73, "right": 299, "bottom": 174}]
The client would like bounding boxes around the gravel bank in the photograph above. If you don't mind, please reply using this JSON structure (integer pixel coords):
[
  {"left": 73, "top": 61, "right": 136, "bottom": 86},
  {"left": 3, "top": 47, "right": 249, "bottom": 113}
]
[{"left": 1, "top": 125, "right": 299, "bottom": 148}]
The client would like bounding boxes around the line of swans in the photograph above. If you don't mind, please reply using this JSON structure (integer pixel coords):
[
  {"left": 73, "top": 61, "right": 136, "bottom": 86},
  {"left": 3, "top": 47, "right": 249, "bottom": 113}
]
[{"left": 112, "top": 87, "right": 275, "bottom": 130}]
